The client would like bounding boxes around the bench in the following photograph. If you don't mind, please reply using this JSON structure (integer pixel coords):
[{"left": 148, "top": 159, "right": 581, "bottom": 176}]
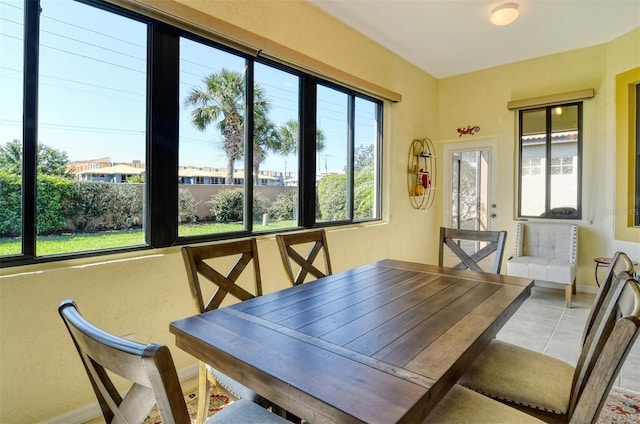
[{"left": 507, "top": 222, "right": 578, "bottom": 307}]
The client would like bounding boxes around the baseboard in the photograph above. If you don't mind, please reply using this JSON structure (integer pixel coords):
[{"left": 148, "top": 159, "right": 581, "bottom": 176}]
[{"left": 41, "top": 363, "right": 199, "bottom": 424}]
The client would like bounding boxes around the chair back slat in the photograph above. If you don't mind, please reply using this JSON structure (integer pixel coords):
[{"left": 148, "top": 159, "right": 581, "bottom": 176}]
[
  {"left": 438, "top": 227, "right": 507, "bottom": 274},
  {"left": 276, "top": 229, "right": 332, "bottom": 286},
  {"left": 59, "top": 300, "right": 190, "bottom": 424},
  {"left": 581, "top": 251, "right": 635, "bottom": 345},
  {"left": 568, "top": 274, "right": 640, "bottom": 422},
  {"left": 182, "top": 238, "right": 262, "bottom": 314}
]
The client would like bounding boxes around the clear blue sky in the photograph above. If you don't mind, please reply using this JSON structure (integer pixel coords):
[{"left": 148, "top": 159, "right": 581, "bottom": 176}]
[{"left": 0, "top": 0, "right": 377, "bottom": 176}]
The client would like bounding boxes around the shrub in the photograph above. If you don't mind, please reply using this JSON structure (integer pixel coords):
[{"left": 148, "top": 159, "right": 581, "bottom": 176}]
[
  {"left": 179, "top": 188, "right": 200, "bottom": 223},
  {"left": 37, "top": 174, "right": 74, "bottom": 234},
  {"left": 67, "top": 181, "right": 142, "bottom": 231},
  {"left": 0, "top": 170, "right": 21, "bottom": 235},
  {"left": 68, "top": 181, "right": 113, "bottom": 231},
  {"left": 317, "top": 174, "right": 347, "bottom": 221},
  {"left": 99, "top": 183, "right": 143, "bottom": 229},
  {"left": 354, "top": 170, "right": 374, "bottom": 219},
  {"left": 269, "top": 190, "right": 296, "bottom": 221},
  {"left": 207, "top": 189, "right": 269, "bottom": 223}
]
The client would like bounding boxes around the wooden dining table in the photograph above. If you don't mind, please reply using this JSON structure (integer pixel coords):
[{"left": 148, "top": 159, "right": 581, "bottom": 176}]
[{"left": 170, "top": 259, "right": 533, "bottom": 423}]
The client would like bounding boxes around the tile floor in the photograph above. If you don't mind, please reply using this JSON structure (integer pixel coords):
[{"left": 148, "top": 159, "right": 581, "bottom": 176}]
[{"left": 496, "top": 285, "right": 640, "bottom": 392}]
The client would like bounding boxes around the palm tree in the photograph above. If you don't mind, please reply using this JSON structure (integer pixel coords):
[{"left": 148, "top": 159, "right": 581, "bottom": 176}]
[
  {"left": 278, "top": 119, "right": 326, "bottom": 156},
  {"left": 186, "top": 69, "right": 245, "bottom": 185},
  {"left": 186, "top": 69, "right": 285, "bottom": 186}
]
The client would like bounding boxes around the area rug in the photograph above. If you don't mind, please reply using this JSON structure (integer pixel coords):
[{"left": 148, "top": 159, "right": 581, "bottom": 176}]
[
  {"left": 598, "top": 387, "right": 640, "bottom": 424},
  {"left": 143, "top": 385, "right": 639, "bottom": 423},
  {"left": 143, "top": 386, "right": 231, "bottom": 424}
]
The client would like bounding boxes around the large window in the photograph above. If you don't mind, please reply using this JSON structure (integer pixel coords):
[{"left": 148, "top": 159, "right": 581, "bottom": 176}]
[
  {"left": 0, "top": 0, "right": 383, "bottom": 266},
  {"left": 518, "top": 103, "right": 582, "bottom": 219}
]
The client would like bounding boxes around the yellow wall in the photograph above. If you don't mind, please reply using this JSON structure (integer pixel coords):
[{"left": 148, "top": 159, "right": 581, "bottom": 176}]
[
  {"left": 0, "top": 2, "right": 638, "bottom": 422},
  {"left": 437, "top": 28, "right": 640, "bottom": 283}
]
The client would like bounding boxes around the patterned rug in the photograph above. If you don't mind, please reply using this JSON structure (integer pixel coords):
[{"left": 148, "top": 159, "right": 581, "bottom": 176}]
[
  {"left": 598, "top": 387, "right": 640, "bottom": 424},
  {"left": 143, "top": 385, "right": 640, "bottom": 423},
  {"left": 143, "top": 385, "right": 231, "bottom": 424}
]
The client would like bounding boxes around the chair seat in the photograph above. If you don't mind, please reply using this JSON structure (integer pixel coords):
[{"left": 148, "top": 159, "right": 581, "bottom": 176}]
[
  {"left": 507, "top": 256, "right": 575, "bottom": 284},
  {"left": 458, "top": 339, "right": 575, "bottom": 414},
  {"left": 206, "top": 400, "right": 289, "bottom": 424},
  {"left": 424, "top": 385, "right": 546, "bottom": 423},
  {"left": 206, "top": 364, "right": 266, "bottom": 403}
]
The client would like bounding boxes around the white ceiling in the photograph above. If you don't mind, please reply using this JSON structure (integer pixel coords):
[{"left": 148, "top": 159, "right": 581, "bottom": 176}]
[{"left": 308, "top": 0, "right": 640, "bottom": 79}]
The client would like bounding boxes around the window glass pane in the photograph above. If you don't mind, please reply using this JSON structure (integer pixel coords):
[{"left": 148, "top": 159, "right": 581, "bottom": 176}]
[
  {"left": 0, "top": 0, "right": 24, "bottom": 256},
  {"left": 520, "top": 108, "right": 547, "bottom": 216},
  {"left": 353, "top": 97, "right": 378, "bottom": 220},
  {"left": 316, "top": 85, "right": 348, "bottom": 222},
  {"left": 253, "top": 63, "right": 299, "bottom": 229},
  {"left": 37, "top": 0, "right": 147, "bottom": 255},
  {"left": 550, "top": 105, "right": 578, "bottom": 214},
  {"left": 178, "top": 37, "right": 246, "bottom": 237}
]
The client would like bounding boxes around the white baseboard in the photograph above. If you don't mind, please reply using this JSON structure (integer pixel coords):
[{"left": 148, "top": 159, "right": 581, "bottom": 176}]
[{"left": 41, "top": 364, "right": 199, "bottom": 424}]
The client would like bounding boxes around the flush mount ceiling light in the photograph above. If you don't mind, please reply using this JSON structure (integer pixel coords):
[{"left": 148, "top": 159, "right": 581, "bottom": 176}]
[{"left": 490, "top": 3, "right": 519, "bottom": 26}]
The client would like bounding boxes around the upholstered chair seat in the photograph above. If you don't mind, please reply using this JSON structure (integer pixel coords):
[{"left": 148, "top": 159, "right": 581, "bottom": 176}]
[
  {"left": 424, "top": 385, "right": 546, "bottom": 423},
  {"left": 459, "top": 339, "right": 575, "bottom": 415}
]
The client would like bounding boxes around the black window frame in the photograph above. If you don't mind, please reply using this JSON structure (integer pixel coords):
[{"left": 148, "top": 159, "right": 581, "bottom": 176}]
[
  {"left": 2, "top": 0, "right": 384, "bottom": 267},
  {"left": 517, "top": 102, "right": 583, "bottom": 220},
  {"left": 635, "top": 82, "right": 640, "bottom": 226}
]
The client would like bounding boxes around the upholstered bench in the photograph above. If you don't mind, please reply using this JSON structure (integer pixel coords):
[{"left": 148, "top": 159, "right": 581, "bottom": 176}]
[{"left": 507, "top": 222, "right": 578, "bottom": 307}]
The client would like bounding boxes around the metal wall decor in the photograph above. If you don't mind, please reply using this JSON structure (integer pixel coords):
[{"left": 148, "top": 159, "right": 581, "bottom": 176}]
[
  {"left": 457, "top": 125, "right": 480, "bottom": 137},
  {"left": 408, "top": 138, "right": 436, "bottom": 210}
]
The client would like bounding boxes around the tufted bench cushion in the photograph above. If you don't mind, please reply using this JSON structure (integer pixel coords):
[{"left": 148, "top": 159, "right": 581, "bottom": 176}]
[{"left": 508, "top": 256, "right": 575, "bottom": 283}]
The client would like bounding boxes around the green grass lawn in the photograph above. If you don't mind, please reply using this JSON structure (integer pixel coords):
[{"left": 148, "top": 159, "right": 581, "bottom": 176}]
[{"left": 0, "top": 220, "right": 296, "bottom": 256}]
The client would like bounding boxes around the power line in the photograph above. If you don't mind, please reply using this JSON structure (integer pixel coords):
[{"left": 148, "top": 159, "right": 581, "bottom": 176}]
[
  {"left": 41, "top": 12, "right": 145, "bottom": 49},
  {"left": 40, "top": 42, "right": 145, "bottom": 74},
  {"left": 41, "top": 28, "right": 145, "bottom": 62}
]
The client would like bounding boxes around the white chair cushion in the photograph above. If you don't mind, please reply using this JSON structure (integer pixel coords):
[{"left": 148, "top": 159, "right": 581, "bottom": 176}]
[
  {"left": 458, "top": 340, "right": 575, "bottom": 414},
  {"left": 424, "top": 385, "right": 545, "bottom": 423},
  {"left": 206, "top": 364, "right": 266, "bottom": 403},
  {"left": 206, "top": 400, "right": 289, "bottom": 424},
  {"left": 507, "top": 256, "right": 575, "bottom": 285}
]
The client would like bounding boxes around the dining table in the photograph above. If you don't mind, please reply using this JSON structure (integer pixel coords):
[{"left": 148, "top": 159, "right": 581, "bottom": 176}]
[{"left": 170, "top": 258, "right": 534, "bottom": 423}]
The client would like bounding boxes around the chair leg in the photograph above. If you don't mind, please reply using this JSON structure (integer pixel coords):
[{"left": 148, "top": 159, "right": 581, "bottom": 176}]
[
  {"left": 196, "top": 361, "right": 211, "bottom": 424},
  {"left": 565, "top": 284, "right": 573, "bottom": 308}
]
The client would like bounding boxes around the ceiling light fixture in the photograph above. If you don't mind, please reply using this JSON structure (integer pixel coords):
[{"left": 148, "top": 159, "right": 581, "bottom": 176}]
[{"left": 490, "top": 3, "right": 519, "bottom": 26}]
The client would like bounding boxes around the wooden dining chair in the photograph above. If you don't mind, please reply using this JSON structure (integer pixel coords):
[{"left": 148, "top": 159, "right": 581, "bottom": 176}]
[
  {"left": 438, "top": 227, "right": 507, "bottom": 274},
  {"left": 58, "top": 300, "right": 289, "bottom": 424},
  {"left": 181, "top": 239, "right": 272, "bottom": 424},
  {"left": 276, "top": 229, "right": 332, "bottom": 286},
  {"left": 580, "top": 251, "right": 635, "bottom": 347},
  {"left": 458, "top": 270, "right": 640, "bottom": 424}
]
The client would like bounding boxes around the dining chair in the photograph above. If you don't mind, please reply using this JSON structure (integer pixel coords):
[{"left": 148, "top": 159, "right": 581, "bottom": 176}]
[
  {"left": 458, "top": 270, "right": 639, "bottom": 423},
  {"left": 181, "top": 239, "right": 273, "bottom": 424},
  {"left": 58, "top": 300, "right": 289, "bottom": 424},
  {"left": 438, "top": 227, "right": 507, "bottom": 274},
  {"left": 276, "top": 229, "right": 332, "bottom": 286}
]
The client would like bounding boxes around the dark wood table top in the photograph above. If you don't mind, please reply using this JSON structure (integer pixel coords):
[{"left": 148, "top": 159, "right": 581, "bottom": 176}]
[{"left": 170, "top": 259, "right": 533, "bottom": 423}]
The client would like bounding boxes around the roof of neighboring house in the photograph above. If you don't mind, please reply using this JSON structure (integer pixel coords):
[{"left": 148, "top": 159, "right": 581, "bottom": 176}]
[{"left": 79, "top": 164, "right": 145, "bottom": 175}]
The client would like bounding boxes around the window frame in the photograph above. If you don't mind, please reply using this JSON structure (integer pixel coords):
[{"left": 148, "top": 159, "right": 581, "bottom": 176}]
[
  {"left": 516, "top": 102, "right": 583, "bottom": 220},
  {"left": 635, "top": 82, "right": 639, "bottom": 227},
  {"left": 1, "top": 0, "right": 384, "bottom": 267}
]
